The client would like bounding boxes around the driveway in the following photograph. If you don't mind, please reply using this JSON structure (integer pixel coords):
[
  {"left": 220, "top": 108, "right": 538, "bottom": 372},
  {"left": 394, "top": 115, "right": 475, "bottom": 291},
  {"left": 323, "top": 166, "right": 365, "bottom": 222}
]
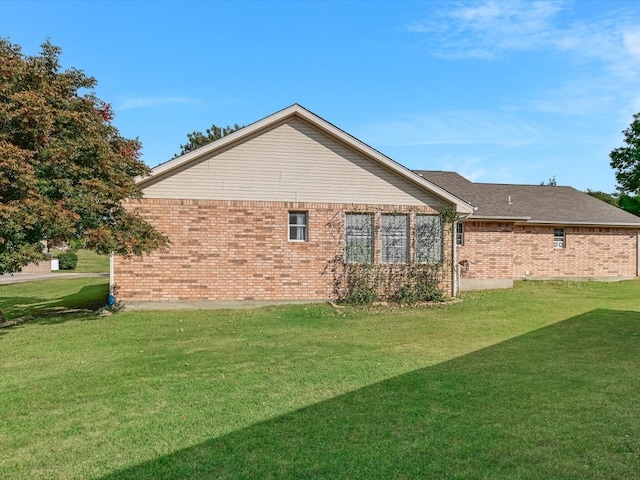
[{"left": 0, "top": 272, "right": 108, "bottom": 285}]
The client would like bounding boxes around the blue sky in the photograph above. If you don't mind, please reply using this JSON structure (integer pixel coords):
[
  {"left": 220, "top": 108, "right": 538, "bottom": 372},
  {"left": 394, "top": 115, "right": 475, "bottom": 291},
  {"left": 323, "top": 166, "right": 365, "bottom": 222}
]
[{"left": 3, "top": 0, "right": 640, "bottom": 192}]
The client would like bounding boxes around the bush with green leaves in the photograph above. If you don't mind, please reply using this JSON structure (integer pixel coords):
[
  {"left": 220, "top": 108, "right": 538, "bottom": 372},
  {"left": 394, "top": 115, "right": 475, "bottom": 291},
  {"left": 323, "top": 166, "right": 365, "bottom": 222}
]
[{"left": 57, "top": 252, "right": 78, "bottom": 270}]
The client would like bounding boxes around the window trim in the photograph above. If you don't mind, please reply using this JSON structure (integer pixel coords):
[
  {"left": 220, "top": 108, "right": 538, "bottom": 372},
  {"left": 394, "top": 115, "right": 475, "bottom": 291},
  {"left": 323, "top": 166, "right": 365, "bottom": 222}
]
[{"left": 288, "top": 211, "right": 308, "bottom": 242}]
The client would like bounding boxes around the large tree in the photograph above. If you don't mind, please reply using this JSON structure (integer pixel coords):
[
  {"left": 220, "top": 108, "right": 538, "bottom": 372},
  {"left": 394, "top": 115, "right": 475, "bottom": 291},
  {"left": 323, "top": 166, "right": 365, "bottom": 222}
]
[
  {"left": 618, "top": 193, "right": 640, "bottom": 216},
  {"left": 610, "top": 112, "right": 640, "bottom": 195},
  {"left": 174, "top": 123, "right": 243, "bottom": 157},
  {"left": 0, "top": 39, "right": 167, "bottom": 274}
]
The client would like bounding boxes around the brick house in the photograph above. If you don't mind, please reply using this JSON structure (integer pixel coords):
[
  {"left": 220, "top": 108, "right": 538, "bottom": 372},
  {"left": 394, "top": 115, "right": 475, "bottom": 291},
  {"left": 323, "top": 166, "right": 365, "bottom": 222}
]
[
  {"left": 113, "top": 105, "right": 473, "bottom": 303},
  {"left": 419, "top": 171, "right": 640, "bottom": 290},
  {"left": 113, "top": 105, "right": 640, "bottom": 304}
]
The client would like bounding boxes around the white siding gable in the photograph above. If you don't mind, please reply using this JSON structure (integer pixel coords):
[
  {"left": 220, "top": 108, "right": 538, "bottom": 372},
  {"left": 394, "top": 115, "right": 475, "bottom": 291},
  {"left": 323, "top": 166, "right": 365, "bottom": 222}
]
[{"left": 141, "top": 117, "right": 445, "bottom": 207}]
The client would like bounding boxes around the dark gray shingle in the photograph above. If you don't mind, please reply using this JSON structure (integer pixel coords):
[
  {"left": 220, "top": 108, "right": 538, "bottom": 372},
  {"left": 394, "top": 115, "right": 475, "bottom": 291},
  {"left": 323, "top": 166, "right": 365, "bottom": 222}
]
[{"left": 416, "top": 171, "right": 640, "bottom": 226}]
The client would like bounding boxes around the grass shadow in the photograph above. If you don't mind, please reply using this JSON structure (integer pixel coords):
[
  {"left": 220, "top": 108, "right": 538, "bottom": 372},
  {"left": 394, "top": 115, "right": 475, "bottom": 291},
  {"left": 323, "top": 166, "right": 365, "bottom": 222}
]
[
  {"left": 0, "top": 279, "right": 109, "bottom": 321},
  {"left": 100, "top": 309, "right": 640, "bottom": 479}
]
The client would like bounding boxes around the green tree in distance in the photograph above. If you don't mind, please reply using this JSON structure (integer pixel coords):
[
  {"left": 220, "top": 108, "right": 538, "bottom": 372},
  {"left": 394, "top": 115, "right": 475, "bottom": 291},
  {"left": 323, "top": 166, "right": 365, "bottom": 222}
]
[
  {"left": 585, "top": 189, "right": 618, "bottom": 206},
  {"left": 0, "top": 39, "right": 168, "bottom": 274},
  {"left": 618, "top": 194, "right": 640, "bottom": 216},
  {"left": 610, "top": 112, "right": 640, "bottom": 195},
  {"left": 539, "top": 175, "right": 557, "bottom": 186},
  {"left": 585, "top": 190, "right": 640, "bottom": 216},
  {"left": 608, "top": 112, "right": 640, "bottom": 216},
  {"left": 174, "top": 123, "right": 243, "bottom": 157}
]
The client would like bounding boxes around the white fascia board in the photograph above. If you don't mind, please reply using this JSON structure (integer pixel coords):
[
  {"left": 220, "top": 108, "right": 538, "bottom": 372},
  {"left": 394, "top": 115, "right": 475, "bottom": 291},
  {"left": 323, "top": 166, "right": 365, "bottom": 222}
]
[
  {"left": 469, "top": 215, "right": 532, "bottom": 221},
  {"left": 522, "top": 220, "right": 640, "bottom": 228},
  {"left": 469, "top": 216, "right": 640, "bottom": 227}
]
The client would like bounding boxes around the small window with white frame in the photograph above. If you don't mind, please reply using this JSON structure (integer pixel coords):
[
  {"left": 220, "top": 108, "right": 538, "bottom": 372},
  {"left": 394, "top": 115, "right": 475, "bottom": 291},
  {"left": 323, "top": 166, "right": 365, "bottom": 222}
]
[
  {"left": 554, "top": 228, "right": 565, "bottom": 249},
  {"left": 456, "top": 222, "right": 464, "bottom": 246},
  {"left": 288, "top": 212, "right": 308, "bottom": 242}
]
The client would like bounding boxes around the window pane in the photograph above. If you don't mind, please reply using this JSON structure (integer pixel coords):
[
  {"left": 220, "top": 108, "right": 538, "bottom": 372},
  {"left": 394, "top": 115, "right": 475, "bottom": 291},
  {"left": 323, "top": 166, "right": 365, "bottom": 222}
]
[
  {"left": 345, "top": 214, "right": 373, "bottom": 263},
  {"left": 381, "top": 214, "right": 408, "bottom": 263},
  {"left": 290, "top": 213, "right": 306, "bottom": 225},
  {"left": 415, "top": 215, "right": 443, "bottom": 263},
  {"left": 554, "top": 228, "right": 565, "bottom": 248},
  {"left": 288, "top": 212, "right": 307, "bottom": 241},
  {"left": 456, "top": 222, "right": 464, "bottom": 246}
]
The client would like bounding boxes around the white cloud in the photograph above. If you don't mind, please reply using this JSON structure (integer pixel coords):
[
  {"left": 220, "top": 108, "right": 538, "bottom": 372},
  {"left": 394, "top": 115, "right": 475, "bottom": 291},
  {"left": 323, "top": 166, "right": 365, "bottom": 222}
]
[
  {"left": 414, "top": 152, "right": 544, "bottom": 185},
  {"left": 409, "top": 0, "right": 565, "bottom": 59},
  {"left": 118, "top": 96, "right": 199, "bottom": 110},
  {"left": 624, "top": 27, "right": 640, "bottom": 57},
  {"left": 407, "top": 1, "right": 640, "bottom": 69},
  {"left": 406, "top": 1, "right": 640, "bottom": 118},
  {"left": 518, "top": 77, "right": 617, "bottom": 115},
  {"left": 356, "top": 110, "right": 546, "bottom": 148}
]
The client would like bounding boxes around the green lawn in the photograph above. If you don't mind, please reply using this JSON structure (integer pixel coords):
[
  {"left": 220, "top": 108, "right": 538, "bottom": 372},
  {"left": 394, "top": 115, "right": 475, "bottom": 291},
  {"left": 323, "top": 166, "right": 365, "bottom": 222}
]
[
  {"left": 73, "top": 249, "right": 110, "bottom": 273},
  {"left": 0, "top": 277, "right": 109, "bottom": 319},
  {"left": 52, "top": 249, "right": 110, "bottom": 273},
  {"left": 1, "top": 279, "right": 639, "bottom": 479}
]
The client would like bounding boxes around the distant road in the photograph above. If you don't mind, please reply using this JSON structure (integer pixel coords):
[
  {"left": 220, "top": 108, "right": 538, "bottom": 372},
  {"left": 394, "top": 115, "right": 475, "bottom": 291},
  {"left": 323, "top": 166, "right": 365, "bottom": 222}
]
[{"left": 0, "top": 272, "right": 108, "bottom": 285}]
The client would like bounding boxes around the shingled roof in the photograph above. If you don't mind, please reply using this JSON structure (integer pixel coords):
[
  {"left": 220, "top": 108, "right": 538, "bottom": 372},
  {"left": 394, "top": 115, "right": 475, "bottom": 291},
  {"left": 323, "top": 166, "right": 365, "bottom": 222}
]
[{"left": 415, "top": 171, "right": 640, "bottom": 227}]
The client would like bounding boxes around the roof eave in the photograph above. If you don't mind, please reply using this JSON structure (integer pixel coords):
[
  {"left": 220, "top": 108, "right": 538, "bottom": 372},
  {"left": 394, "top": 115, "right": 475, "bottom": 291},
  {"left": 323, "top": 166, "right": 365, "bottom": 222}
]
[
  {"left": 521, "top": 220, "right": 640, "bottom": 228},
  {"left": 468, "top": 215, "right": 532, "bottom": 221},
  {"left": 467, "top": 216, "right": 640, "bottom": 227}
]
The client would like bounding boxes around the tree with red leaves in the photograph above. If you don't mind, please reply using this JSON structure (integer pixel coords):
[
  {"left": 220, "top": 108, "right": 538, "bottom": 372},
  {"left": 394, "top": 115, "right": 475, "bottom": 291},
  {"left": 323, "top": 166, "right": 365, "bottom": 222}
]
[{"left": 0, "top": 39, "right": 167, "bottom": 274}]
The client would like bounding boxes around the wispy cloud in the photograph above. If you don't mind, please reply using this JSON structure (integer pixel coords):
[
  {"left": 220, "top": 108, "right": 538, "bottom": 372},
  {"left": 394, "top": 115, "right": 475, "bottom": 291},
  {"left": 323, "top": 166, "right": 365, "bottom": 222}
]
[
  {"left": 406, "top": 1, "right": 640, "bottom": 70},
  {"left": 517, "top": 77, "right": 617, "bottom": 115},
  {"left": 435, "top": 154, "right": 543, "bottom": 185},
  {"left": 357, "top": 110, "right": 546, "bottom": 148},
  {"left": 118, "top": 96, "right": 199, "bottom": 110},
  {"left": 623, "top": 27, "right": 640, "bottom": 57},
  {"left": 407, "top": 0, "right": 565, "bottom": 59},
  {"left": 406, "top": 1, "right": 640, "bottom": 116}
]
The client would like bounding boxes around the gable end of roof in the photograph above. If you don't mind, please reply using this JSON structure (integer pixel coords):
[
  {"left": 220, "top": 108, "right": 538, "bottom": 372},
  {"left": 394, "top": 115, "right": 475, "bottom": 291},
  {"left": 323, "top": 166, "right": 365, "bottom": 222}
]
[{"left": 137, "top": 105, "right": 474, "bottom": 214}]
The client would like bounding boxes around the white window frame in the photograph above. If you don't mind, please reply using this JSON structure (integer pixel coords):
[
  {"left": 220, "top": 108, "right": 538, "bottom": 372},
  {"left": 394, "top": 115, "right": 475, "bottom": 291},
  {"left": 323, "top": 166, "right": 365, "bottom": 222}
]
[
  {"left": 288, "top": 211, "right": 308, "bottom": 242},
  {"left": 345, "top": 213, "right": 373, "bottom": 263},
  {"left": 456, "top": 222, "right": 464, "bottom": 246},
  {"left": 554, "top": 228, "right": 565, "bottom": 249},
  {"left": 415, "top": 215, "right": 443, "bottom": 263},
  {"left": 381, "top": 214, "right": 409, "bottom": 264}
]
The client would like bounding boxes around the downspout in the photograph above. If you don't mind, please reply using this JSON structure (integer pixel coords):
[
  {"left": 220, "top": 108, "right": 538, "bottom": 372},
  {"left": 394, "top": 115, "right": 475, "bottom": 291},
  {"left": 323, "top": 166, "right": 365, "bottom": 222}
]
[
  {"left": 108, "top": 253, "right": 115, "bottom": 306},
  {"left": 453, "top": 213, "right": 473, "bottom": 296},
  {"left": 637, "top": 231, "right": 640, "bottom": 277},
  {"left": 452, "top": 219, "right": 458, "bottom": 297}
]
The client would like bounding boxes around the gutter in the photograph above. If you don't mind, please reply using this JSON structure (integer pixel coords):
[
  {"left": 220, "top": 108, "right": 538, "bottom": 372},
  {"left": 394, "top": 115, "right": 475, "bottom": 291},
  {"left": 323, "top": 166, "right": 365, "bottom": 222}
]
[
  {"left": 466, "top": 216, "right": 640, "bottom": 228},
  {"left": 519, "top": 220, "right": 640, "bottom": 228},
  {"left": 468, "top": 215, "right": 531, "bottom": 222}
]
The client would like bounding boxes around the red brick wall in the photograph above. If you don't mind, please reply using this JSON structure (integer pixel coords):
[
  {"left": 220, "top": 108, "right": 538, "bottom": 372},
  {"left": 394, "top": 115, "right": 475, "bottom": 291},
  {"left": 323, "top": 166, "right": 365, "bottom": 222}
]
[
  {"left": 114, "top": 199, "right": 451, "bottom": 302},
  {"left": 457, "top": 222, "right": 514, "bottom": 279},
  {"left": 458, "top": 221, "right": 638, "bottom": 279}
]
